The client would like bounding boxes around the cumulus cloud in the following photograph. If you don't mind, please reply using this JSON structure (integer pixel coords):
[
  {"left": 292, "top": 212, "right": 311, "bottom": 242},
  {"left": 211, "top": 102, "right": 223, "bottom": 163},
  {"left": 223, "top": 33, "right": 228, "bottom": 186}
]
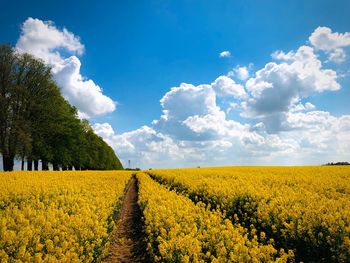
[
  {"left": 96, "top": 77, "right": 349, "bottom": 168},
  {"left": 290, "top": 102, "right": 316, "bottom": 112},
  {"left": 16, "top": 17, "right": 84, "bottom": 63},
  {"left": 271, "top": 50, "right": 295, "bottom": 61},
  {"left": 280, "top": 111, "right": 350, "bottom": 158},
  {"left": 219, "top": 50, "right": 231, "bottom": 58},
  {"left": 153, "top": 83, "right": 220, "bottom": 141},
  {"left": 327, "top": 48, "right": 347, "bottom": 63},
  {"left": 228, "top": 66, "right": 250, "bottom": 81},
  {"left": 305, "top": 102, "right": 316, "bottom": 110},
  {"left": 309, "top": 27, "right": 350, "bottom": 63},
  {"left": 309, "top": 27, "right": 350, "bottom": 51},
  {"left": 92, "top": 122, "right": 115, "bottom": 139},
  {"left": 53, "top": 56, "right": 116, "bottom": 117},
  {"left": 93, "top": 80, "right": 280, "bottom": 167},
  {"left": 16, "top": 17, "right": 116, "bottom": 118},
  {"left": 95, "top": 110, "right": 350, "bottom": 168},
  {"left": 95, "top": 26, "right": 350, "bottom": 168},
  {"left": 211, "top": 76, "right": 247, "bottom": 99},
  {"left": 244, "top": 45, "right": 340, "bottom": 132},
  {"left": 93, "top": 123, "right": 185, "bottom": 167}
]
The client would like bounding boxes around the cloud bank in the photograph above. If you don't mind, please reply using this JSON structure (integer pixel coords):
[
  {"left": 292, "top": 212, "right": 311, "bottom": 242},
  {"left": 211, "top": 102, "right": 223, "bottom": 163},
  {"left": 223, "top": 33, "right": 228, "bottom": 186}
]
[
  {"left": 16, "top": 18, "right": 116, "bottom": 118},
  {"left": 15, "top": 20, "right": 349, "bottom": 168},
  {"left": 92, "top": 26, "right": 350, "bottom": 168}
]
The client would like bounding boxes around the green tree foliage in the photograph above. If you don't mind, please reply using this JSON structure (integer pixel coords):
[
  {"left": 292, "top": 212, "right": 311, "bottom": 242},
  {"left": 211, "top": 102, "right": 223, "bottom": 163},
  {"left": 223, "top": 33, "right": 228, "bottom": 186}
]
[{"left": 0, "top": 44, "right": 123, "bottom": 171}]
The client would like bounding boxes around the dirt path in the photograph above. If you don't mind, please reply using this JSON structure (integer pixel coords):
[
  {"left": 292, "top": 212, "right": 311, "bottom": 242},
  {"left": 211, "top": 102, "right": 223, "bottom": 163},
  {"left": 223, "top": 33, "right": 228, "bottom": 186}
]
[{"left": 103, "top": 176, "right": 149, "bottom": 262}]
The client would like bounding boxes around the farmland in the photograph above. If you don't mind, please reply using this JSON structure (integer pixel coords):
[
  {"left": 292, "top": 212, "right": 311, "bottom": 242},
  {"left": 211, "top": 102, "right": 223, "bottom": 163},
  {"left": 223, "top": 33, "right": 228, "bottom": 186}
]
[
  {"left": 0, "top": 171, "right": 132, "bottom": 262},
  {"left": 148, "top": 166, "right": 350, "bottom": 262},
  {"left": 1, "top": 166, "right": 350, "bottom": 262}
]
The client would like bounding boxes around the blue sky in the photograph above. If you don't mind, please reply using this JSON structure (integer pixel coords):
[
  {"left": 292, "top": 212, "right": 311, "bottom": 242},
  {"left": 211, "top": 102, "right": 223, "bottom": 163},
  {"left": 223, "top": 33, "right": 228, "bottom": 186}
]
[{"left": 1, "top": 0, "right": 350, "bottom": 168}]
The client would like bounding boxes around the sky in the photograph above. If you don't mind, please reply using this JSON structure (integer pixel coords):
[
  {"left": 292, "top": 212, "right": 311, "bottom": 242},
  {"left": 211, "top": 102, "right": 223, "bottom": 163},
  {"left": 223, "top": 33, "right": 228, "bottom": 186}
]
[{"left": 1, "top": 0, "right": 350, "bottom": 168}]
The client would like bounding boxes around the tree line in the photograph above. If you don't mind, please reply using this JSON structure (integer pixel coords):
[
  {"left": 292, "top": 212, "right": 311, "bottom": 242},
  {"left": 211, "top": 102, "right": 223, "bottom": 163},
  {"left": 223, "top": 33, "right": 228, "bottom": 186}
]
[
  {"left": 0, "top": 44, "right": 123, "bottom": 171},
  {"left": 325, "top": 162, "right": 350, "bottom": 166}
]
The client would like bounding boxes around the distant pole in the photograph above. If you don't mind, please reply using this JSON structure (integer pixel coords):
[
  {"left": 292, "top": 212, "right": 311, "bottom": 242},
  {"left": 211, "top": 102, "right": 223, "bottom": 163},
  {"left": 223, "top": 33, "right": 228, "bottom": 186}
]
[{"left": 128, "top": 160, "right": 130, "bottom": 169}]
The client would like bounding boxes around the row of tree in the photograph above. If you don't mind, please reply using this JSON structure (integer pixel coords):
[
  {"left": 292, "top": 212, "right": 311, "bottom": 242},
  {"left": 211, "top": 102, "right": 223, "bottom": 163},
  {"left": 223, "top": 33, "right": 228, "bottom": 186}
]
[
  {"left": 0, "top": 44, "right": 123, "bottom": 171},
  {"left": 325, "top": 162, "right": 350, "bottom": 166}
]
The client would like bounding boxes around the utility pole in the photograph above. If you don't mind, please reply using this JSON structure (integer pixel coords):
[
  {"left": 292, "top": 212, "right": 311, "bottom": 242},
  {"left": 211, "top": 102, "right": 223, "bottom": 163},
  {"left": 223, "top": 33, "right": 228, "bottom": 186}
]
[{"left": 128, "top": 160, "right": 130, "bottom": 169}]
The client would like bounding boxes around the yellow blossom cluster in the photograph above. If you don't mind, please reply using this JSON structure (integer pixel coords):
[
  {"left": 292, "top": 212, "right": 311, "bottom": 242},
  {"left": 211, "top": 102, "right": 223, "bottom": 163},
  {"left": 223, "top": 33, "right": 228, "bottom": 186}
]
[
  {"left": 0, "top": 171, "right": 132, "bottom": 262},
  {"left": 148, "top": 166, "right": 350, "bottom": 262},
  {"left": 137, "top": 172, "right": 292, "bottom": 262}
]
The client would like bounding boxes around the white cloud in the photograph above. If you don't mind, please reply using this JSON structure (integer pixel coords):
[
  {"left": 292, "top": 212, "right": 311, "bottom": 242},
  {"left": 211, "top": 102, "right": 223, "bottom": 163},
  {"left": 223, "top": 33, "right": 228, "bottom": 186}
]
[
  {"left": 93, "top": 123, "right": 185, "bottom": 168},
  {"left": 327, "top": 48, "right": 346, "bottom": 63},
  {"left": 271, "top": 50, "right": 295, "bottom": 61},
  {"left": 93, "top": 122, "right": 115, "bottom": 138},
  {"left": 309, "top": 26, "right": 350, "bottom": 63},
  {"left": 16, "top": 18, "right": 84, "bottom": 64},
  {"left": 309, "top": 27, "right": 350, "bottom": 51},
  {"left": 95, "top": 109, "right": 350, "bottom": 168},
  {"left": 226, "top": 102, "right": 240, "bottom": 114},
  {"left": 153, "top": 83, "right": 220, "bottom": 141},
  {"left": 281, "top": 111, "right": 350, "bottom": 156},
  {"left": 95, "top": 78, "right": 349, "bottom": 168},
  {"left": 153, "top": 81, "right": 251, "bottom": 144},
  {"left": 219, "top": 50, "right": 231, "bottom": 58},
  {"left": 243, "top": 45, "right": 339, "bottom": 132},
  {"left": 228, "top": 66, "right": 250, "bottom": 80},
  {"left": 94, "top": 26, "right": 350, "bottom": 168},
  {"left": 183, "top": 111, "right": 248, "bottom": 139},
  {"left": 53, "top": 56, "right": 116, "bottom": 117},
  {"left": 211, "top": 76, "right": 247, "bottom": 99},
  {"left": 290, "top": 102, "right": 316, "bottom": 112},
  {"left": 16, "top": 17, "right": 116, "bottom": 118},
  {"left": 305, "top": 102, "right": 316, "bottom": 110}
]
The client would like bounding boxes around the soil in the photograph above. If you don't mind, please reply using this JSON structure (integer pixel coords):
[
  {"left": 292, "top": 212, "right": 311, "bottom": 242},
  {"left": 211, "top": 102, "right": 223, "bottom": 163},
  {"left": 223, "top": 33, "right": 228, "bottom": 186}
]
[{"left": 103, "top": 176, "right": 149, "bottom": 263}]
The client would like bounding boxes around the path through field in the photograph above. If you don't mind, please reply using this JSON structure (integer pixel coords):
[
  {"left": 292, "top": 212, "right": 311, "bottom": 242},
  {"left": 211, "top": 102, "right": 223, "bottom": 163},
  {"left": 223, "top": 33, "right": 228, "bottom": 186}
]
[{"left": 103, "top": 176, "right": 149, "bottom": 262}]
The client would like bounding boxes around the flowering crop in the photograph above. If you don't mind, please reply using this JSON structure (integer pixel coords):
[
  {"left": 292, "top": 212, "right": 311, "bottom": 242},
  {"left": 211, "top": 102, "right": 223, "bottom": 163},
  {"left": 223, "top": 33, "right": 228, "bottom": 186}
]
[
  {"left": 148, "top": 166, "right": 350, "bottom": 262},
  {"left": 137, "top": 172, "right": 292, "bottom": 262},
  {"left": 0, "top": 171, "right": 131, "bottom": 262}
]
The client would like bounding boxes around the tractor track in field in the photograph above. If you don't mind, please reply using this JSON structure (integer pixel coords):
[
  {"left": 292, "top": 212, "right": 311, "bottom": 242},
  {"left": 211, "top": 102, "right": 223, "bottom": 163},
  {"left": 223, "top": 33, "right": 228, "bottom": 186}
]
[{"left": 103, "top": 176, "right": 149, "bottom": 263}]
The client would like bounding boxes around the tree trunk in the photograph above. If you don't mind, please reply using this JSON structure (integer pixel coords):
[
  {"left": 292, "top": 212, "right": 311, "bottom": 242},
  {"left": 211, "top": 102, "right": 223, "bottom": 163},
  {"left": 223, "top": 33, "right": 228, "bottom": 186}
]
[
  {"left": 42, "top": 160, "right": 49, "bottom": 170},
  {"left": 67, "top": 165, "right": 73, "bottom": 170},
  {"left": 27, "top": 158, "right": 33, "bottom": 171},
  {"left": 61, "top": 165, "right": 67, "bottom": 171},
  {"left": 21, "top": 157, "right": 25, "bottom": 171},
  {"left": 52, "top": 162, "right": 59, "bottom": 171},
  {"left": 3, "top": 156, "right": 14, "bottom": 171},
  {"left": 33, "top": 160, "right": 39, "bottom": 171}
]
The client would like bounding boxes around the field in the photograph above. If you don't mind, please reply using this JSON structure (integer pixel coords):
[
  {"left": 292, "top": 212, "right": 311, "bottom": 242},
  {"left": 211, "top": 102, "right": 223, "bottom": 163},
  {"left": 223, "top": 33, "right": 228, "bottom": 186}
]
[
  {"left": 1, "top": 166, "right": 350, "bottom": 262},
  {"left": 148, "top": 167, "right": 350, "bottom": 262},
  {"left": 0, "top": 171, "right": 132, "bottom": 262}
]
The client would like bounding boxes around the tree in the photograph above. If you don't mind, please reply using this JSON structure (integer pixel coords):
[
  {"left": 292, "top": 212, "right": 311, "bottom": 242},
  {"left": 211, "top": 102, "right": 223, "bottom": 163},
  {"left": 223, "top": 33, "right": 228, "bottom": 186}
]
[
  {"left": 0, "top": 45, "right": 32, "bottom": 171},
  {"left": 0, "top": 46, "right": 58, "bottom": 171},
  {"left": 0, "top": 45, "right": 15, "bottom": 171},
  {"left": 0, "top": 44, "right": 123, "bottom": 171},
  {"left": 19, "top": 54, "right": 55, "bottom": 170}
]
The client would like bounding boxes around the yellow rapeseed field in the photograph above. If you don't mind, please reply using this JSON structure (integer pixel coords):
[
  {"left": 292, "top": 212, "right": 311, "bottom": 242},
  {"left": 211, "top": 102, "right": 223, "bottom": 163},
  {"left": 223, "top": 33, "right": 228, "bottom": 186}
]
[
  {"left": 1, "top": 167, "right": 349, "bottom": 262},
  {"left": 0, "top": 171, "right": 132, "bottom": 262},
  {"left": 137, "top": 172, "right": 293, "bottom": 262},
  {"left": 148, "top": 166, "right": 350, "bottom": 262}
]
